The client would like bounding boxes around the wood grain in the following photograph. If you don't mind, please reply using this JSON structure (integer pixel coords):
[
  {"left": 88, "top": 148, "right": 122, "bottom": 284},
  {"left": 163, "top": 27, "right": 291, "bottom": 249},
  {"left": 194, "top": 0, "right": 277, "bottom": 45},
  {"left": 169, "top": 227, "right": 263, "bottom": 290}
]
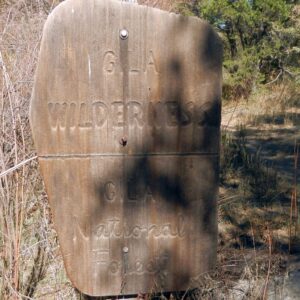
[{"left": 30, "top": 0, "right": 222, "bottom": 296}]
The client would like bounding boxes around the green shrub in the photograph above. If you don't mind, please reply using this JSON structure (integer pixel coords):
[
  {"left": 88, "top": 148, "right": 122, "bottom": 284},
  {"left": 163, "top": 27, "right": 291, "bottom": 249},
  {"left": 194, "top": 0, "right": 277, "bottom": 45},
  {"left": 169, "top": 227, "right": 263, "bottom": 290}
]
[{"left": 178, "top": 0, "right": 300, "bottom": 100}]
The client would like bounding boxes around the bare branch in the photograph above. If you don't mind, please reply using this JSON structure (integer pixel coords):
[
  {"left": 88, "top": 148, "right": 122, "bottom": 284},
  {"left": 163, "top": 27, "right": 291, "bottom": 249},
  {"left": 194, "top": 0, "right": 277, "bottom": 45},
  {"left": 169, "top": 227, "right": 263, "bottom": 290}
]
[{"left": 0, "top": 156, "right": 37, "bottom": 178}]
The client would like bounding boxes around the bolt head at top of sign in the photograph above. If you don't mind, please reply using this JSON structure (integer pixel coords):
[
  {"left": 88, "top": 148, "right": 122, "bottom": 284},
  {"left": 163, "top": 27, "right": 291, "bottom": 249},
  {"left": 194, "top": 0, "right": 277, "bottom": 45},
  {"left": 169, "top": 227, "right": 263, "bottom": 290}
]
[
  {"left": 120, "top": 29, "right": 129, "bottom": 40},
  {"left": 119, "top": 0, "right": 135, "bottom": 40}
]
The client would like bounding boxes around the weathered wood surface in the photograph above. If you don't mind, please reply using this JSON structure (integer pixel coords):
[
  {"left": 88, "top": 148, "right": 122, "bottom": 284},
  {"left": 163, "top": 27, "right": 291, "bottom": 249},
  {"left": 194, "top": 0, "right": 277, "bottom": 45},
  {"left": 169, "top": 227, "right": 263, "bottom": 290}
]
[{"left": 30, "top": 0, "right": 222, "bottom": 296}]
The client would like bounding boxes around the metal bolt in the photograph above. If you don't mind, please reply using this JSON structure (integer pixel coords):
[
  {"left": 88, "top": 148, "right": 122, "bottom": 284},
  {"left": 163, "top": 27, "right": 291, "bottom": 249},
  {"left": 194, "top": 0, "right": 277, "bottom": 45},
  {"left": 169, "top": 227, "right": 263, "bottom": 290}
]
[
  {"left": 120, "top": 137, "right": 127, "bottom": 147},
  {"left": 120, "top": 29, "right": 129, "bottom": 40},
  {"left": 123, "top": 246, "right": 129, "bottom": 253}
]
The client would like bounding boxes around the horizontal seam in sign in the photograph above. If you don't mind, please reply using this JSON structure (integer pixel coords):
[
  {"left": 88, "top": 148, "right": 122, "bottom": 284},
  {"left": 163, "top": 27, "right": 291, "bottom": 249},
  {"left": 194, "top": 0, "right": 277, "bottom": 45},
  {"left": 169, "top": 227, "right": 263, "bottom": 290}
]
[{"left": 39, "top": 152, "right": 219, "bottom": 159}]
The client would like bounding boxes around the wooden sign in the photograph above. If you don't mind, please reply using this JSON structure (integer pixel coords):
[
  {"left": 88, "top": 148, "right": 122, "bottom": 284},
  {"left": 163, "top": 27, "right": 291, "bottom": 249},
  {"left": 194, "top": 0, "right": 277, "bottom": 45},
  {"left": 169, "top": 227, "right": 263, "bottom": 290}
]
[{"left": 30, "top": 0, "right": 222, "bottom": 296}]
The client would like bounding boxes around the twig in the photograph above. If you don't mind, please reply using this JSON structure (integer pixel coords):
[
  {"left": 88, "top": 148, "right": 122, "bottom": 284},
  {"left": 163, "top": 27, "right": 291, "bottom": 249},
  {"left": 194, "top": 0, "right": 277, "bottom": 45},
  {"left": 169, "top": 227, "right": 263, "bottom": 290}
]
[
  {"left": 223, "top": 99, "right": 240, "bottom": 131},
  {"left": 218, "top": 195, "right": 240, "bottom": 207},
  {"left": 266, "top": 68, "right": 300, "bottom": 86},
  {"left": 250, "top": 222, "right": 259, "bottom": 280},
  {"left": 265, "top": 70, "right": 283, "bottom": 86},
  {"left": 284, "top": 69, "right": 300, "bottom": 78},
  {"left": 262, "top": 229, "right": 272, "bottom": 300},
  {"left": 0, "top": 156, "right": 37, "bottom": 178},
  {"left": 289, "top": 142, "right": 299, "bottom": 252}
]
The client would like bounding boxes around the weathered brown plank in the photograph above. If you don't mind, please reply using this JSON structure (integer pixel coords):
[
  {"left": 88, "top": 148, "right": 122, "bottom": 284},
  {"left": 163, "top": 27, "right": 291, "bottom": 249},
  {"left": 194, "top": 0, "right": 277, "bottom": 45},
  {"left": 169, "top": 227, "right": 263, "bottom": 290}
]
[{"left": 30, "top": 0, "right": 222, "bottom": 296}]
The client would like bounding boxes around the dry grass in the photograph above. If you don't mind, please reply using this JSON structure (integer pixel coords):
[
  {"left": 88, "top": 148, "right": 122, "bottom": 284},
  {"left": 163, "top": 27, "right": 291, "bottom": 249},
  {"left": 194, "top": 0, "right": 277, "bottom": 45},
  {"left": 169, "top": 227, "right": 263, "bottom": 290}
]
[{"left": 0, "top": 1, "right": 77, "bottom": 299}]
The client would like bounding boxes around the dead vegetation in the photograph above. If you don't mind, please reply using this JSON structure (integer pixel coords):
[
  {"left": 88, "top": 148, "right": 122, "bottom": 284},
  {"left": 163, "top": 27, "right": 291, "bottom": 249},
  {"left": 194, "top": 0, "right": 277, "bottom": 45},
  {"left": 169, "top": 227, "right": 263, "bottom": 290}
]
[
  {"left": 0, "top": 1, "right": 76, "bottom": 299},
  {"left": 0, "top": 0, "right": 299, "bottom": 299}
]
